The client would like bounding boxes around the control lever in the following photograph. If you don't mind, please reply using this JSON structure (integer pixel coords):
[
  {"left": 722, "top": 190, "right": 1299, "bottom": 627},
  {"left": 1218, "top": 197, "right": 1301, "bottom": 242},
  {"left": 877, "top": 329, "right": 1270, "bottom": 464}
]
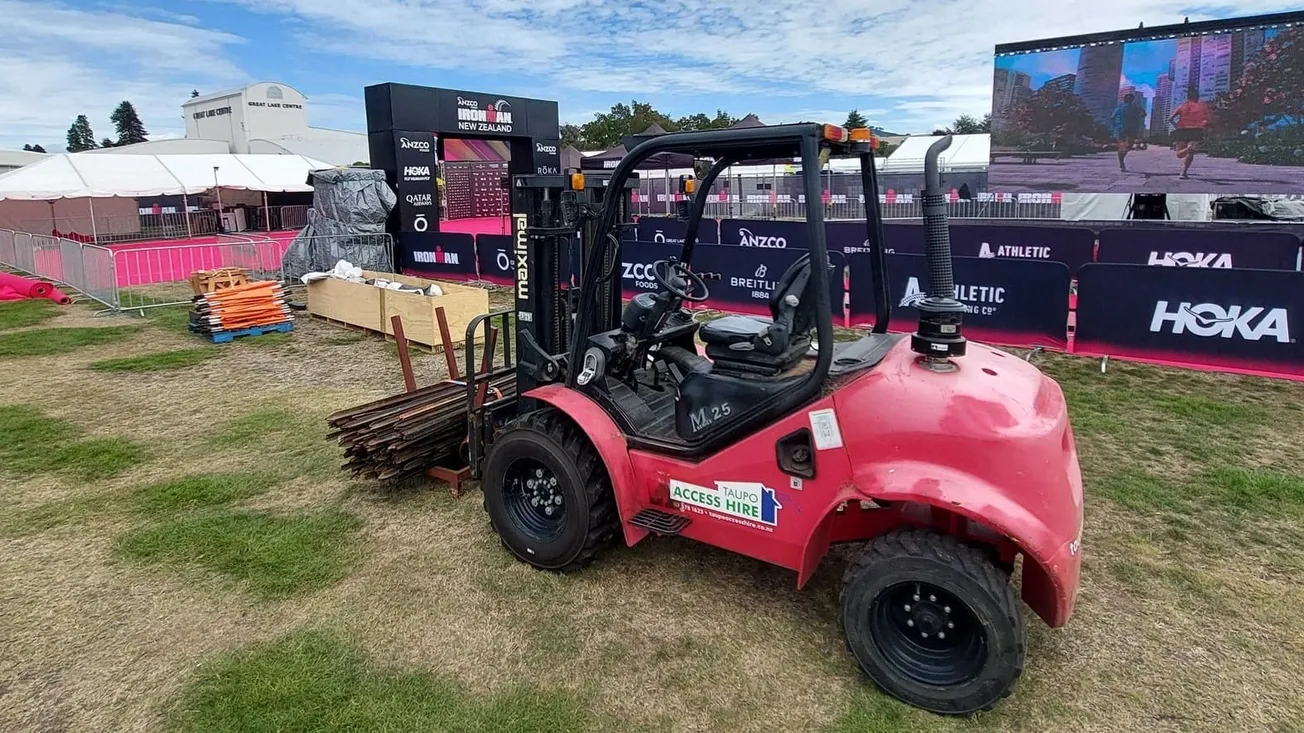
[
  {"left": 517, "top": 328, "right": 564, "bottom": 383},
  {"left": 559, "top": 190, "right": 580, "bottom": 230}
]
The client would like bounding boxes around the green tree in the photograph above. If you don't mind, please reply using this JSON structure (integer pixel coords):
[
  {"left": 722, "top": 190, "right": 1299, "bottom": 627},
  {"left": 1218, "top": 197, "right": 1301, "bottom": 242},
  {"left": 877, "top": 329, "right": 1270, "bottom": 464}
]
[
  {"left": 980, "top": 113, "right": 992, "bottom": 133},
  {"left": 559, "top": 123, "right": 585, "bottom": 149},
  {"left": 22, "top": 143, "right": 47, "bottom": 153},
  {"left": 844, "top": 109, "right": 869, "bottom": 130},
  {"left": 676, "top": 109, "right": 737, "bottom": 132},
  {"left": 100, "top": 138, "right": 116, "bottom": 148},
  {"left": 110, "top": 101, "right": 149, "bottom": 146},
  {"left": 65, "top": 115, "right": 98, "bottom": 152},
  {"left": 877, "top": 139, "right": 899, "bottom": 157},
  {"left": 1216, "top": 26, "right": 1304, "bottom": 132},
  {"left": 1008, "top": 85, "right": 1102, "bottom": 145},
  {"left": 579, "top": 101, "right": 678, "bottom": 149}
]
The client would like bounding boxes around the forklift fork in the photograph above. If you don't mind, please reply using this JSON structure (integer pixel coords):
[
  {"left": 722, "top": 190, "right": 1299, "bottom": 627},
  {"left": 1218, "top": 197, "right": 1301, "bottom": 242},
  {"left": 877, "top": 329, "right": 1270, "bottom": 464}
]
[{"left": 465, "top": 309, "right": 518, "bottom": 478}]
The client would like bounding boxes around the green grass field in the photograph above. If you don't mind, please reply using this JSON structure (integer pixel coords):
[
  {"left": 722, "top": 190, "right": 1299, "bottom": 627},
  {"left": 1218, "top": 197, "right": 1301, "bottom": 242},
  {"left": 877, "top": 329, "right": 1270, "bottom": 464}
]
[{"left": 1, "top": 297, "right": 1302, "bottom": 732}]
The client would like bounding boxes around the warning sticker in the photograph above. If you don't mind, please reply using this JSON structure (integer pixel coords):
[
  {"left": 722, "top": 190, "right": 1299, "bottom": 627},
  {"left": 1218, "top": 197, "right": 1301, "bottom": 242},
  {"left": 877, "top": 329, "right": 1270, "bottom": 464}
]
[{"left": 808, "top": 408, "right": 844, "bottom": 450}]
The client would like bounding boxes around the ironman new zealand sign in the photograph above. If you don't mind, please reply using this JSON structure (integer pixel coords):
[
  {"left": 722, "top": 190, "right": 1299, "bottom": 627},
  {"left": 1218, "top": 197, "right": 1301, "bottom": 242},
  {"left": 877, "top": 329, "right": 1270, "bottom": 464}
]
[{"left": 669, "top": 479, "right": 782, "bottom": 531}]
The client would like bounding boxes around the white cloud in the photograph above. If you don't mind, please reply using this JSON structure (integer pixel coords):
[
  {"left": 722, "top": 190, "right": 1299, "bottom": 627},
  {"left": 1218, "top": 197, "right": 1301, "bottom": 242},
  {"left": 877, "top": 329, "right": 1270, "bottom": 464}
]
[
  {"left": 0, "top": 0, "right": 245, "bottom": 149},
  {"left": 200, "top": 0, "right": 1303, "bottom": 132}
]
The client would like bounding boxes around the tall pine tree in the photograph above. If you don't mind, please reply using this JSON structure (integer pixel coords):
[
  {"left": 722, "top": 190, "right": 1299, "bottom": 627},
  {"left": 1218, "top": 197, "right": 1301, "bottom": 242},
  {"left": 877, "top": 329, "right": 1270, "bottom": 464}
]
[
  {"left": 110, "top": 101, "right": 148, "bottom": 146},
  {"left": 65, "top": 115, "right": 98, "bottom": 152}
]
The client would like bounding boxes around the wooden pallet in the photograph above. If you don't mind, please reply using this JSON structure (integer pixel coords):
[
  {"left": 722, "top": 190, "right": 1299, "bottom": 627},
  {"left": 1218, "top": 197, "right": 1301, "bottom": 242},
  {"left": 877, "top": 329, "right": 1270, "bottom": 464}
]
[{"left": 199, "top": 321, "right": 294, "bottom": 343}]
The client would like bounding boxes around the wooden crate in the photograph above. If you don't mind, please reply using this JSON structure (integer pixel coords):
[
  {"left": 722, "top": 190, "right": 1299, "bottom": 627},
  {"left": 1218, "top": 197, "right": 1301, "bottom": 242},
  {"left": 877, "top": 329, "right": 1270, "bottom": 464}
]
[
  {"left": 189, "top": 267, "right": 248, "bottom": 295},
  {"left": 306, "top": 271, "right": 488, "bottom": 348}
]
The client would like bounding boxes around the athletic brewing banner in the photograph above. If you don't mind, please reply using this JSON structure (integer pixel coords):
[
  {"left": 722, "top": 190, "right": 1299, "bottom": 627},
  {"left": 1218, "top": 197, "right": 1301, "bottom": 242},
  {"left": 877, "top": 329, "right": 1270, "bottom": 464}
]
[
  {"left": 848, "top": 253, "right": 1072, "bottom": 349},
  {"left": 1074, "top": 264, "right": 1304, "bottom": 379},
  {"left": 1096, "top": 228, "right": 1301, "bottom": 271},
  {"left": 401, "top": 232, "right": 478, "bottom": 280},
  {"left": 949, "top": 224, "right": 1096, "bottom": 273}
]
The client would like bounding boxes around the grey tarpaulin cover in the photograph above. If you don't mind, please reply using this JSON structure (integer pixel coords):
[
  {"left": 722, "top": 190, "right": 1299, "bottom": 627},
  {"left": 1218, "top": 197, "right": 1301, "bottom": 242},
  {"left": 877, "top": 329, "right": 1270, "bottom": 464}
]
[{"left": 281, "top": 167, "right": 397, "bottom": 280}]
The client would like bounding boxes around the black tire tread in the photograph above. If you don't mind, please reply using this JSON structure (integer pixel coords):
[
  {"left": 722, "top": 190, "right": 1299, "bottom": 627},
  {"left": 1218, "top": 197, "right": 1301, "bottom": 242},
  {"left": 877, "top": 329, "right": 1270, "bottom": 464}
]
[
  {"left": 840, "top": 528, "right": 1025, "bottom": 713},
  {"left": 484, "top": 408, "right": 619, "bottom": 572}
]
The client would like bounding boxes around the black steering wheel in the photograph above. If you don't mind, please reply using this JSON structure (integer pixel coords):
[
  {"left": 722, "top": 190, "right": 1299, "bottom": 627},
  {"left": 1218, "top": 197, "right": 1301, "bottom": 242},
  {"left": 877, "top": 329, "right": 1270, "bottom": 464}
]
[{"left": 652, "top": 259, "right": 710, "bottom": 303}]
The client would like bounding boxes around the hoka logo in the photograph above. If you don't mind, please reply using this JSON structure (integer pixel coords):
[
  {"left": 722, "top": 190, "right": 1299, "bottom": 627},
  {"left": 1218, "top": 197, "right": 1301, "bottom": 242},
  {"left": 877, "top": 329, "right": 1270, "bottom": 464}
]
[
  {"left": 1147, "top": 251, "right": 1233, "bottom": 268},
  {"left": 1149, "top": 301, "right": 1291, "bottom": 342}
]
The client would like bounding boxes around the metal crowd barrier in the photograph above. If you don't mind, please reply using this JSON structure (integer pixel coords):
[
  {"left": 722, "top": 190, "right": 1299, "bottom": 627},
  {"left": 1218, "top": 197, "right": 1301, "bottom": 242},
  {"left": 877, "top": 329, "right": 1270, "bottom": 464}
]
[{"left": 0, "top": 228, "right": 289, "bottom": 312}]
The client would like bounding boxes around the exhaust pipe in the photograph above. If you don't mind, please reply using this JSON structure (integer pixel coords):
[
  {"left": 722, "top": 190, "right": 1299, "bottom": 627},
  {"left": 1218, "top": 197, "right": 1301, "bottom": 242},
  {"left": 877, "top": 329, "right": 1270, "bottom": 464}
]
[{"left": 911, "top": 135, "right": 967, "bottom": 368}]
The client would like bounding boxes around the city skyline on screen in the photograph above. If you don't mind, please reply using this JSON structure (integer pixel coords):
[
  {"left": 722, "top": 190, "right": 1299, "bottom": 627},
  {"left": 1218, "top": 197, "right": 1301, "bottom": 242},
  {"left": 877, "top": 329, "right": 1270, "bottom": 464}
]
[{"left": 988, "top": 17, "right": 1303, "bottom": 195}]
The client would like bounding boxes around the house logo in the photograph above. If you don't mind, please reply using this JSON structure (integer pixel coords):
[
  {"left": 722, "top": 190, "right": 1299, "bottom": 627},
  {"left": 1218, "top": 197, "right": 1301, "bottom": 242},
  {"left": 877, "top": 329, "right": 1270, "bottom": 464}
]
[{"left": 669, "top": 479, "right": 782, "bottom": 529}]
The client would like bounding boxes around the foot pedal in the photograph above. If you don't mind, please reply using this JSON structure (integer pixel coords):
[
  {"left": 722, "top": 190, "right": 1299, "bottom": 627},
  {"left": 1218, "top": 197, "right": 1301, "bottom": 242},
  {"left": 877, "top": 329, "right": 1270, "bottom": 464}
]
[{"left": 630, "top": 508, "right": 691, "bottom": 535}]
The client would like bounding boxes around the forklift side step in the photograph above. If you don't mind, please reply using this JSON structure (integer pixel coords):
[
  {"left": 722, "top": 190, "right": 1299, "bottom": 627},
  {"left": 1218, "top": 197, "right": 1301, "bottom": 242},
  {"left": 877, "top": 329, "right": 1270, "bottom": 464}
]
[{"left": 630, "top": 508, "right": 692, "bottom": 535}]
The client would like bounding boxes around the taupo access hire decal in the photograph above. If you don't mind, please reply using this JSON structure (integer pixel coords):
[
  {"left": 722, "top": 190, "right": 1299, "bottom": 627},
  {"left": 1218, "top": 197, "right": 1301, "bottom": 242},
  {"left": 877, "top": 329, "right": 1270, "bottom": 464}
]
[{"left": 669, "top": 479, "right": 782, "bottom": 531}]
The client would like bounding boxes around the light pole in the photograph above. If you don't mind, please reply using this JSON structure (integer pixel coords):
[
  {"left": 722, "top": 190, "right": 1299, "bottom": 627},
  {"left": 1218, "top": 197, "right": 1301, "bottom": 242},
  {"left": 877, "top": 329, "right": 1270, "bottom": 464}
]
[{"left": 213, "top": 166, "right": 223, "bottom": 232}]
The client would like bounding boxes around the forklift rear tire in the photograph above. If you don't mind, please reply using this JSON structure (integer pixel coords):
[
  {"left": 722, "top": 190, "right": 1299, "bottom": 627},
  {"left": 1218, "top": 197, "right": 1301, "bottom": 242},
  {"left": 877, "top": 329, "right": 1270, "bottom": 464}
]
[
  {"left": 840, "top": 529, "right": 1025, "bottom": 715},
  {"left": 481, "top": 408, "right": 619, "bottom": 572}
]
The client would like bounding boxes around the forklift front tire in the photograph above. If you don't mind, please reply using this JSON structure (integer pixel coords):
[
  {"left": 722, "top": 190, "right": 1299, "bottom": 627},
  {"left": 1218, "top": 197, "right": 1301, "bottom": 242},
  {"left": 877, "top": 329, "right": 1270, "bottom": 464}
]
[
  {"left": 481, "top": 408, "right": 619, "bottom": 572},
  {"left": 840, "top": 529, "right": 1025, "bottom": 715}
]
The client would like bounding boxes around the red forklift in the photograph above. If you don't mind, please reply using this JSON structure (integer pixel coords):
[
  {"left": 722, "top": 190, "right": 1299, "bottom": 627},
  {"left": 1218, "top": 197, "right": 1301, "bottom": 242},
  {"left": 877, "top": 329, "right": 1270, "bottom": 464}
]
[{"left": 463, "top": 123, "right": 1083, "bottom": 714}]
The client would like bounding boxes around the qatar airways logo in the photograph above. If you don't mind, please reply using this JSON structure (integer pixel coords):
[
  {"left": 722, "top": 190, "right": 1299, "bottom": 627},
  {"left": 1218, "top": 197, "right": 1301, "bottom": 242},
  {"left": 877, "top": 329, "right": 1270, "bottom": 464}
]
[{"left": 405, "top": 193, "right": 432, "bottom": 207}]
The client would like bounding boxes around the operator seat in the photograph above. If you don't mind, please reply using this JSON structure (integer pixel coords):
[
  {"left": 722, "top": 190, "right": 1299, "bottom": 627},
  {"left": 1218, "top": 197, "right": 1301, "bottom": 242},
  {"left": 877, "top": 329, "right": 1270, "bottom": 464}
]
[{"left": 698, "top": 253, "right": 815, "bottom": 376}]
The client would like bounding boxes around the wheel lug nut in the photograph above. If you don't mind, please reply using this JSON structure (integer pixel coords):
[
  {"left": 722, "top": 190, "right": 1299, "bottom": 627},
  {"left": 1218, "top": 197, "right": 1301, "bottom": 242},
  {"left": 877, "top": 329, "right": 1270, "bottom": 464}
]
[
  {"left": 929, "top": 595, "right": 937, "bottom": 602},
  {"left": 535, "top": 468, "right": 544, "bottom": 478},
  {"left": 904, "top": 604, "right": 911, "bottom": 612},
  {"left": 921, "top": 632, "right": 929, "bottom": 639},
  {"left": 938, "top": 632, "right": 946, "bottom": 640},
  {"left": 906, "top": 620, "right": 914, "bottom": 627},
  {"left": 545, "top": 506, "right": 554, "bottom": 516},
  {"left": 943, "top": 606, "right": 951, "bottom": 614},
  {"left": 912, "top": 594, "right": 920, "bottom": 602},
  {"left": 947, "top": 621, "right": 954, "bottom": 629}
]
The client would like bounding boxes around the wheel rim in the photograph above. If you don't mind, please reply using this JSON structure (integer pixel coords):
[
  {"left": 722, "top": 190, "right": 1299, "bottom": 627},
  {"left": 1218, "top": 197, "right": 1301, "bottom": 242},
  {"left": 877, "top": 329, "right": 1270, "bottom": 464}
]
[
  {"left": 503, "top": 457, "right": 566, "bottom": 542},
  {"left": 868, "top": 581, "right": 988, "bottom": 687}
]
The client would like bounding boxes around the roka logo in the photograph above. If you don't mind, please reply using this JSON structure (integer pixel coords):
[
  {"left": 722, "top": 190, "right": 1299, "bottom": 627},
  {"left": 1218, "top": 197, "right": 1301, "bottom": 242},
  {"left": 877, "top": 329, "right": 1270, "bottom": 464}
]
[
  {"left": 1147, "top": 251, "right": 1233, "bottom": 268},
  {"left": 535, "top": 142, "right": 558, "bottom": 155},
  {"left": 1150, "top": 301, "right": 1291, "bottom": 342},
  {"left": 399, "top": 137, "right": 430, "bottom": 153},
  {"left": 738, "top": 227, "right": 786, "bottom": 248}
]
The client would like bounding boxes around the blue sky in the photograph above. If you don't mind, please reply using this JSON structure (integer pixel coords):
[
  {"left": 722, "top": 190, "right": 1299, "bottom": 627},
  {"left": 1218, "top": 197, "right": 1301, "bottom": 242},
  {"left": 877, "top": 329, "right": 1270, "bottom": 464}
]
[{"left": 1, "top": 0, "right": 1297, "bottom": 150}]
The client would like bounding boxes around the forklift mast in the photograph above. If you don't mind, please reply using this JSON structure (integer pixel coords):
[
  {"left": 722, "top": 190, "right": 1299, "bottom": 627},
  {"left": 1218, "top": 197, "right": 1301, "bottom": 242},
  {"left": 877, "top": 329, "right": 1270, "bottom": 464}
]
[{"left": 509, "top": 173, "right": 636, "bottom": 409}]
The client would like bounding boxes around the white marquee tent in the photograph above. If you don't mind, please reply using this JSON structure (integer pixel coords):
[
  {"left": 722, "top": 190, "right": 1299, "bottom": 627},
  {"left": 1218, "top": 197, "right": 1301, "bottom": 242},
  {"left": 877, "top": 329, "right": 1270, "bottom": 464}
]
[{"left": 0, "top": 153, "right": 329, "bottom": 200}]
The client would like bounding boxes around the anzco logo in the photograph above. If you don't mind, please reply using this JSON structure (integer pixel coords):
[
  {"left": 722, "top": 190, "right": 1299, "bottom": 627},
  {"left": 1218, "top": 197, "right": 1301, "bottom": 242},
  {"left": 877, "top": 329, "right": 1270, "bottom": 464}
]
[
  {"left": 399, "top": 137, "right": 430, "bottom": 153},
  {"left": 738, "top": 227, "right": 786, "bottom": 248},
  {"left": 536, "top": 142, "right": 558, "bottom": 155}
]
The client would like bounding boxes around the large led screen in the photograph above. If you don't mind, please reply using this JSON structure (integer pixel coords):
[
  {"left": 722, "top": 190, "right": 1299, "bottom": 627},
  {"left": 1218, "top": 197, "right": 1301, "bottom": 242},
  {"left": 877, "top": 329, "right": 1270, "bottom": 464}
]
[{"left": 988, "top": 12, "right": 1304, "bottom": 194}]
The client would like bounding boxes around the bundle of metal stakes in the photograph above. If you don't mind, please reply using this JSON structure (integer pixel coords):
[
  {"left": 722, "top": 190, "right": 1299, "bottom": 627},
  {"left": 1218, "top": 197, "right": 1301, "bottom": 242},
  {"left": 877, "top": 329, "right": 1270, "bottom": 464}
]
[
  {"left": 188, "top": 280, "right": 292, "bottom": 336},
  {"left": 327, "top": 375, "right": 516, "bottom": 481}
]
